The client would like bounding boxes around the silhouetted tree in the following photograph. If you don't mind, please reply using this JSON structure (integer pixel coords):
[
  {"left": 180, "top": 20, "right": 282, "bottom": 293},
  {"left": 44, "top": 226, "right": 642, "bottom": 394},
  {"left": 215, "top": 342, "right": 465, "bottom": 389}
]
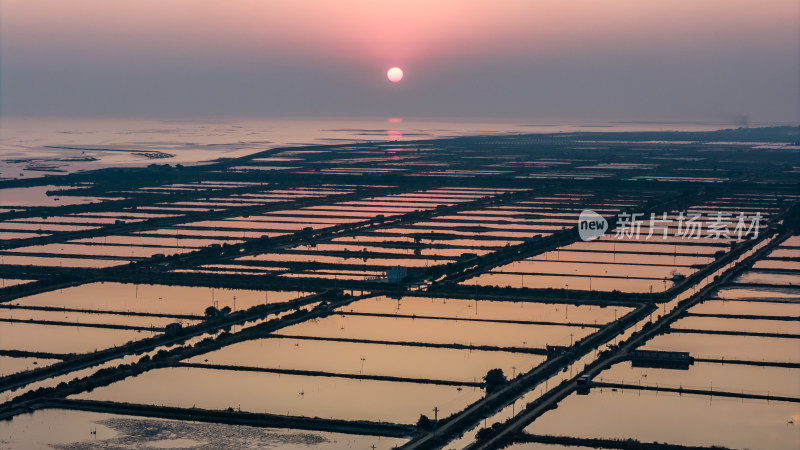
[
  {"left": 484, "top": 368, "right": 507, "bottom": 393},
  {"left": 416, "top": 414, "right": 433, "bottom": 430}
]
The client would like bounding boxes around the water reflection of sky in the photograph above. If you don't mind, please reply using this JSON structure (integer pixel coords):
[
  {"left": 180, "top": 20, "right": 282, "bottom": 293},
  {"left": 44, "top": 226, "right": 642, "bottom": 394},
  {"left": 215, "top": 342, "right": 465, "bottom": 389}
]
[{"left": 0, "top": 117, "right": 736, "bottom": 179}]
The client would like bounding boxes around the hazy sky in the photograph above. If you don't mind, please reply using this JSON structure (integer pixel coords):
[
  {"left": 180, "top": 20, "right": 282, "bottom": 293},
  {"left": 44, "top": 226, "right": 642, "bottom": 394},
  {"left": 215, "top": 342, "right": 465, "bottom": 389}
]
[{"left": 1, "top": 1, "right": 798, "bottom": 123}]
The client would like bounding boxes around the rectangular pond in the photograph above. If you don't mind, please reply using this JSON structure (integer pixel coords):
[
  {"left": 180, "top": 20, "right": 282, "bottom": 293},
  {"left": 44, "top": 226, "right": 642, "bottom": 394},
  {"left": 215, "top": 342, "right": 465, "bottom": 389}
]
[
  {"left": 0, "top": 321, "right": 157, "bottom": 354},
  {"left": 0, "top": 308, "right": 199, "bottom": 329},
  {"left": 690, "top": 299, "right": 800, "bottom": 317},
  {"left": 344, "top": 296, "right": 631, "bottom": 325},
  {"left": 641, "top": 332, "right": 800, "bottom": 363},
  {"left": 278, "top": 313, "right": 594, "bottom": 349},
  {"left": 672, "top": 315, "right": 800, "bottom": 335},
  {"left": 462, "top": 272, "right": 666, "bottom": 293},
  {"left": 524, "top": 388, "right": 799, "bottom": 450},
  {"left": 0, "top": 409, "right": 406, "bottom": 450},
  {"left": 185, "top": 336, "right": 544, "bottom": 383},
  {"left": 9, "top": 282, "right": 308, "bottom": 317},
  {"left": 0, "top": 355, "right": 61, "bottom": 377},
  {"left": 599, "top": 360, "right": 800, "bottom": 398},
  {"left": 72, "top": 366, "right": 482, "bottom": 424}
]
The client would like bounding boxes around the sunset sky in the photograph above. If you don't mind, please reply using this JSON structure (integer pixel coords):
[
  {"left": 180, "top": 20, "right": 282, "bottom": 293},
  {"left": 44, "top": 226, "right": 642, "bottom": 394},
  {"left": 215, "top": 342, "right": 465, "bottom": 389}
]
[{"left": 1, "top": 1, "right": 797, "bottom": 122}]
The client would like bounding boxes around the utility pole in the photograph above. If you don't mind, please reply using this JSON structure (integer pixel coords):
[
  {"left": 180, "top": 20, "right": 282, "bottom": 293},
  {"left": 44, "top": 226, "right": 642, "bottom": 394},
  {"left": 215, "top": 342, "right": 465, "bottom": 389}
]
[{"left": 433, "top": 406, "right": 438, "bottom": 437}]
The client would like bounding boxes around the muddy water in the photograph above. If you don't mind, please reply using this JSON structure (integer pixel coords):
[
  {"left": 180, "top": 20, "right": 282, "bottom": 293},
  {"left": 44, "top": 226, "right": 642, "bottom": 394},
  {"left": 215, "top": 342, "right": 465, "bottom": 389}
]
[
  {"left": 0, "top": 278, "right": 34, "bottom": 288},
  {"left": 0, "top": 355, "right": 60, "bottom": 377},
  {"left": 267, "top": 210, "right": 380, "bottom": 218},
  {"left": 714, "top": 286, "right": 800, "bottom": 301},
  {"left": 768, "top": 249, "right": 800, "bottom": 258},
  {"left": 77, "top": 235, "right": 242, "bottom": 247},
  {"left": 186, "top": 337, "right": 543, "bottom": 383},
  {"left": 345, "top": 296, "right": 631, "bottom": 325},
  {"left": 0, "top": 306, "right": 310, "bottom": 403},
  {"left": 74, "top": 211, "right": 177, "bottom": 219},
  {"left": 524, "top": 389, "right": 799, "bottom": 449},
  {"left": 0, "top": 321, "right": 157, "bottom": 353},
  {"left": 9, "top": 216, "right": 137, "bottom": 225},
  {"left": 754, "top": 260, "right": 800, "bottom": 270},
  {"left": 8, "top": 243, "right": 196, "bottom": 258},
  {"left": 0, "top": 308, "right": 199, "bottom": 328},
  {"left": 672, "top": 315, "right": 800, "bottom": 335},
  {"left": 177, "top": 220, "right": 336, "bottom": 231},
  {"left": 463, "top": 272, "right": 666, "bottom": 293},
  {"left": 379, "top": 227, "right": 540, "bottom": 239},
  {"left": 735, "top": 271, "right": 800, "bottom": 286},
  {"left": 278, "top": 314, "right": 593, "bottom": 349},
  {"left": 600, "top": 361, "right": 800, "bottom": 398},
  {"left": 152, "top": 228, "right": 280, "bottom": 239},
  {"left": 691, "top": 299, "right": 800, "bottom": 316},
  {"left": 779, "top": 236, "right": 800, "bottom": 247},
  {"left": 199, "top": 263, "right": 288, "bottom": 272},
  {"left": 73, "top": 367, "right": 482, "bottom": 424},
  {"left": 0, "top": 255, "right": 124, "bottom": 268},
  {"left": 0, "top": 231, "right": 49, "bottom": 240},
  {"left": 503, "top": 443, "right": 586, "bottom": 450},
  {"left": 566, "top": 241, "right": 722, "bottom": 255},
  {"left": 230, "top": 215, "right": 360, "bottom": 224},
  {"left": 641, "top": 332, "right": 800, "bottom": 363},
  {"left": 141, "top": 206, "right": 213, "bottom": 213},
  {"left": 10, "top": 282, "right": 306, "bottom": 316},
  {"left": 290, "top": 243, "right": 493, "bottom": 258},
  {"left": 414, "top": 221, "right": 561, "bottom": 232},
  {"left": 240, "top": 253, "right": 453, "bottom": 267},
  {"left": 0, "top": 222, "right": 98, "bottom": 232},
  {"left": 0, "top": 409, "right": 406, "bottom": 449},
  {"left": 340, "top": 201, "right": 456, "bottom": 208},
  {"left": 498, "top": 260, "right": 692, "bottom": 279},
  {"left": 0, "top": 185, "right": 112, "bottom": 207},
  {"left": 281, "top": 272, "right": 374, "bottom": 281},
  {"left": 434, "top": 214, "right": 574, "bottom": 224},
  {"left": 305, "top": 205, "right": 419, "bottom": 213},
  {"left": 334, "top": 235, "right": 517, "bottom": 248},
  {"left": 529, "top": 250, "right": 712, "bottom": 266}
]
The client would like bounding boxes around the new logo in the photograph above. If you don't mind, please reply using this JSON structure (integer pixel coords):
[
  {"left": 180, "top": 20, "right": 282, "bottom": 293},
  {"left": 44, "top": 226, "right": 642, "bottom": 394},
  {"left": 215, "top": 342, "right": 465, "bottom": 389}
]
[{"left": 578, "top": 210, "right": 608, "bottom": 241}]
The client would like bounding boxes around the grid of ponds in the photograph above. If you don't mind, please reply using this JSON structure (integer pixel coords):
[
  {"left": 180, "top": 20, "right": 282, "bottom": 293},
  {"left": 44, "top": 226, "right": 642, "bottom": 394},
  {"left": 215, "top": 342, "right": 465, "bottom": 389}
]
[
  {"left": 195, "top": 187, "right": 522, "bottom": 279},
  {"left": 505, "top": 233, "right": 800, "bottom": 450},
  {"left": 1, "top": 131, "right": 798, "bottom": 448},
  {"left": 73, "top": 294, "right": 625, "bottom": 425},
  {"left": 462, "top": 194, "right": 786, "bottom": 293},
  {"left": 0, "top": 282, "right": 309, "bottom": 378}
]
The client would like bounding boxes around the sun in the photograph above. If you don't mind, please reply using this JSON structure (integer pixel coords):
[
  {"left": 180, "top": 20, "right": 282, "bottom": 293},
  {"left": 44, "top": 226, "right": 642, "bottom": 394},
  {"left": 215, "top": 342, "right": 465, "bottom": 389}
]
[{"left": 387, "top": 67, "right": 403, "bottom": 83}]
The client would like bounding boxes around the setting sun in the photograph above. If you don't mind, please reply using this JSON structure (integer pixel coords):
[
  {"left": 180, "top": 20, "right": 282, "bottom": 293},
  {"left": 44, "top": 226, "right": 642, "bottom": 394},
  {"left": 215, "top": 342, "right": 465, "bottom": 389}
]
[{"left": 387, "top": 67, "right": 403, "bottom": 82}]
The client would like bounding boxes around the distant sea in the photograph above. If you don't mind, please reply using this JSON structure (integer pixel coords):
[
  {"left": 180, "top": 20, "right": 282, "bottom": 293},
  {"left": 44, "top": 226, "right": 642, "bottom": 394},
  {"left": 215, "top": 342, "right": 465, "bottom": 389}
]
[{"left": 0, "top": 116, "right": 791, "bottom": 180}]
